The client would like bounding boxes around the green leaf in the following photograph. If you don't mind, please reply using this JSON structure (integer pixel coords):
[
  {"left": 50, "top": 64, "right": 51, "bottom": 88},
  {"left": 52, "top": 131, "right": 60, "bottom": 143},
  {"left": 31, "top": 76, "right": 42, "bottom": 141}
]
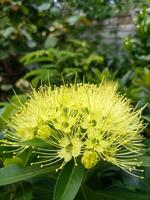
[
  {"left": 0, "top": 164, "right": 56, "bottom": 186},
  {"left": 44, "top": 36, "right": 58, "bottom": 48},
  {"left": 18, "top": 138, "right": 47, "bottom": 147},
  {"left": 66, "top": 16, "right": 80, "bottom": 26},
  {"left": 15, "top": 182, "right": 32, "bottom": 200},
  {"left": 138, "top": 54, "right": 150, "bottom": 61},
  {"left": 138, "top": 156, "right": 150, "bottom": 167},
  {"left": 0, "top": 50, "right": 9, "bottom": 60},
  {"left": 0, "top": 84, "right": 13, "bottom": 91},
  {"left": 27, "top": 40, "right": 37, "bottom": 48},
  {"left": 120, "top": 71, "right": 133, "bottom": 86},
  {"left": 38, "top": 3, "right": 51, "bottom": 12},
  {"left": 22, "top": 147, "right": 34, "bottom": 166},
  {"left": 0, "top": 94, "right": 27, "bottom": 130},
  {"left": 1, "top": 27, "right": 15, "bottom": 38},
  {"left": 81, "top": 186, "right": 150, "bottom": 200},
  {"left": 53, "top": 161, "right": 84, "bottom": 200},
  {"left": 143, "top": 116, "right": 150, "bottom": 122},
  {"left": 0, "top": 186, "right": 10, "bottom": 200},
  {"left": 0, "top": 103, "right": 16, "bottom": 130}
]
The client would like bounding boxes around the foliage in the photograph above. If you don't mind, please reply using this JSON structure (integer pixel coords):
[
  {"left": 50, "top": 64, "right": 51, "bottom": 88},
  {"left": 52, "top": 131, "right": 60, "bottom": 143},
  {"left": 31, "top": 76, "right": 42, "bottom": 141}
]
[
  {"left": 1, "top": 1, "right": 150, "bottom": 200},
  {"left": 124, "top": 6, "right": 150, "bottom": 68},
  {"left": 122, "top": 6, "right": 150, "bottom": 129},
  {"left": 62, "top": 0, "right": 147, "bottom": 19},
  {"left": 0, "top": 0, "right": 63, "bottom": 60},
  {"left": 21, "top": 41, "right": 105, "bottom": 86},
  {"left": 0, "top": 0, "right": 99, "bottom": 98}
]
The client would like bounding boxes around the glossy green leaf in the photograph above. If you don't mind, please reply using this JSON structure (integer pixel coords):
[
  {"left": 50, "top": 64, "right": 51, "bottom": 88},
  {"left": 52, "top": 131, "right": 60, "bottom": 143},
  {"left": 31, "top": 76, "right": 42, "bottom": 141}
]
[
  {"left": 15, "top": 182, "right": 32, "bottom": 200},
  {"left": 44, "top": 36, "right": 58, "bottom": 48},
  {"left": 0, "top": 186, "right": 10, "bottom": 200},
  {"left": 143, "top": 116, "right": 150, "bottom": 122},
  {"left": 18, "top": 138, "right": 47, "bottom": 147},
  {"left": 138, "top": 156, "right": 150, "bottom": 167},
  {"left": 80, "top": 186, "right": 150, "bottom": 200},
  {"left": 0, "top": 94, "right": 27, "bottom": 131},
  {"left": 0, "top": 164, "right": 56, "bottom": 186},
  {"left": 53, "top": 161, "right": 84, "bottom": 200},
  {"left": 0, "top": 103, "right": 16, "bottom": 130},
  {"left": 66, "top": 15, "right": 80, "bottom": 26}
]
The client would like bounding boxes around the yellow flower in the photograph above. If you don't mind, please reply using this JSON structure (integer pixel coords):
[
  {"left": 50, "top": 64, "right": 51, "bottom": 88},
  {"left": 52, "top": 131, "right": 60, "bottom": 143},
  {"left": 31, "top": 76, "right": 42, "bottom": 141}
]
[
  {"left": 37, "top": 122, "right": 52, "bottom": 139},
  {"left": 81, "top": 151, "right": 99, "bottom": 169},
  {"left": 3, "top": 81, "right": 145, "bottom": 175}
]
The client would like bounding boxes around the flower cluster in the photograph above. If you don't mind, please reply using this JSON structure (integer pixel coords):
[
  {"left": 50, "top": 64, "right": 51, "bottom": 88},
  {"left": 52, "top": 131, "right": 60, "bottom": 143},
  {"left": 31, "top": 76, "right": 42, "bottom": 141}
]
[{"left": 3, "top": 82, "right": 145, "bottom": 175}]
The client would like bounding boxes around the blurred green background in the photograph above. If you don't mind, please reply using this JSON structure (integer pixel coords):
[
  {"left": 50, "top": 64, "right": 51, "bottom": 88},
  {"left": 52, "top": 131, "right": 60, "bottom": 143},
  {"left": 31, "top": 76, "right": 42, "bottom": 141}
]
[{"left": 1, "top": 0, "right": 150, "bottom": 199}]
